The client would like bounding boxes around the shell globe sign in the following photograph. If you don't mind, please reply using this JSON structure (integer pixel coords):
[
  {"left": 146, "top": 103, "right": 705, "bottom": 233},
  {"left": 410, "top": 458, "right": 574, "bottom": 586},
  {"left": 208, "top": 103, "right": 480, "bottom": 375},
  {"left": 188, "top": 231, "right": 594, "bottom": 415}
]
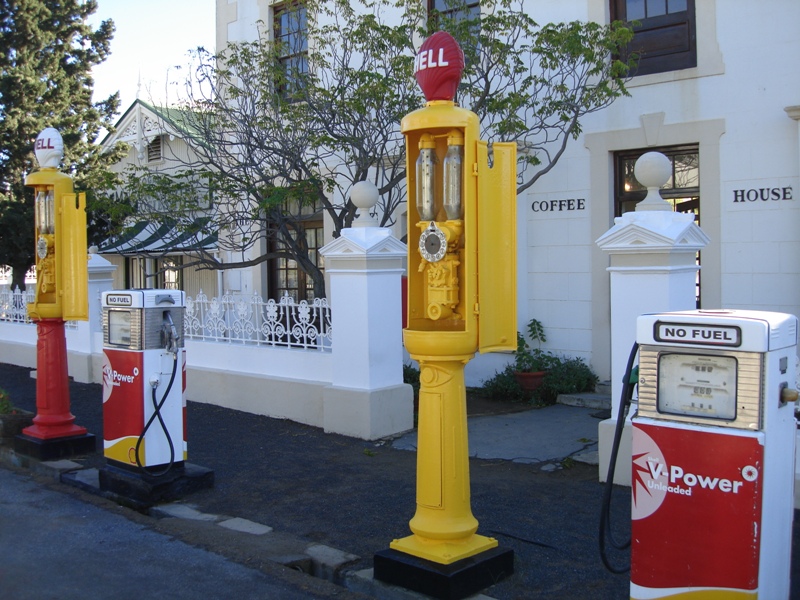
[{"left": 414, "top": 31, "right": 465, "bottom": 101}]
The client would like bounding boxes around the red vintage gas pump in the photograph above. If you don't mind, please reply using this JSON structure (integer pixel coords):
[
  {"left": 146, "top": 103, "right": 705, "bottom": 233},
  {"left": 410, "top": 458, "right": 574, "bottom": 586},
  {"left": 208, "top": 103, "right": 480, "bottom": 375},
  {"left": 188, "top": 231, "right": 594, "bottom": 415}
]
[{"left": 630, "top": 310, "right": 798, "bottom": 599}]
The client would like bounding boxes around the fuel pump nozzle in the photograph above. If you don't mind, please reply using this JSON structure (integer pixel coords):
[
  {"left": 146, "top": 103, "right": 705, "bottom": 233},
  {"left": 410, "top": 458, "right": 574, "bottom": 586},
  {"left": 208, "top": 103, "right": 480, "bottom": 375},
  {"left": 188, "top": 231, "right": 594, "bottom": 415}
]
[{"left": 162, "top": 311, "right": 180, "bottom": 354}]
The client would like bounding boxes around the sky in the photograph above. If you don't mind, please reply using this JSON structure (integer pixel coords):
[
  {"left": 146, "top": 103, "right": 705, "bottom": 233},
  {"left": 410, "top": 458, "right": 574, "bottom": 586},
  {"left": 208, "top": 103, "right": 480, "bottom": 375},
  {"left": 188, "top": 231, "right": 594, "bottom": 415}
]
[{"left": 88, "top": 0, "right": 216, "bottom": 119}]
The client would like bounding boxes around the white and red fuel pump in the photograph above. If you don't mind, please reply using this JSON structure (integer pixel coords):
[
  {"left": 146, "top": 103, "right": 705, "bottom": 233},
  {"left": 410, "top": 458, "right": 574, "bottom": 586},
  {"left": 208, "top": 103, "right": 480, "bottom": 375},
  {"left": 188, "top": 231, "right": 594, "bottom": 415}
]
[
  {"left": 629, "top": 309, "right": 798, "bottom": 599},
  {"left": 101, "top": 289, "right": 186, "bottom": 476}
]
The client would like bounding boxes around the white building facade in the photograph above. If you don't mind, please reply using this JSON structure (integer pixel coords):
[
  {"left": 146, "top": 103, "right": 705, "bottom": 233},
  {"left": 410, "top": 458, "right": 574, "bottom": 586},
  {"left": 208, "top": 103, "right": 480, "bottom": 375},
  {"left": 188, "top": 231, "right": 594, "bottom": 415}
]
[
  {"left": 99, "top": 100, "right": 222, "bottom": 299},
  {"left": 217, "top": 0, "right": 799, "bottom": 386}
]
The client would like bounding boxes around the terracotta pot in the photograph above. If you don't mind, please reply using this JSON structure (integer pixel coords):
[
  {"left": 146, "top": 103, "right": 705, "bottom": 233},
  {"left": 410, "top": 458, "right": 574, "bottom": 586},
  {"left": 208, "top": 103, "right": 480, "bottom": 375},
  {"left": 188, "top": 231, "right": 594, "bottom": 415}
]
[
  {"left": 514, "top": 371, "right": 547, "bottom": 393},
  {"left": 0, "top": 409, "right": 34, "bottom": 444}
]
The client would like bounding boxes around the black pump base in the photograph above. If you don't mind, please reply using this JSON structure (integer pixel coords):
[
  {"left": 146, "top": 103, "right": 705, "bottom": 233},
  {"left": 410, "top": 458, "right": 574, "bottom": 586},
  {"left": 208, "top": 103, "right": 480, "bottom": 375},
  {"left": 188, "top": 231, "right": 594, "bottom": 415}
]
[
  {"left": 14, "top": 433, "right": 96, "bottom": 461},
  {"left": 98, "top": 461, "right": 214, "bottom": 507},
  {"left": 374, "top": 546, "right": 514, "bottom": 600}
]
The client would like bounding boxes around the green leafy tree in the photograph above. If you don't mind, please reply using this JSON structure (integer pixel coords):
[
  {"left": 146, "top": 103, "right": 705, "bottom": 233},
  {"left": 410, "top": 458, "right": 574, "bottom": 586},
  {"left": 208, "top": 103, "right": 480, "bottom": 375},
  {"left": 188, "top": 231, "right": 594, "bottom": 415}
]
[
  {"left": 0, "top": 0, "right": 124, "bottom": 289},
  {"left": 118, "top": 0, "right": 634, "bottom": 299}
]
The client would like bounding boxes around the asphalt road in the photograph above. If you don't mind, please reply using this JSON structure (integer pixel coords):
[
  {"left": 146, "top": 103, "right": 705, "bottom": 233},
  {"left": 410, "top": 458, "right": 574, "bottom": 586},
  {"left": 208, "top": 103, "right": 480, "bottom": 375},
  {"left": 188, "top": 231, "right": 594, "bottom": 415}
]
[{"left": 0, "top": 467, "right": 364, "bottom": 600}]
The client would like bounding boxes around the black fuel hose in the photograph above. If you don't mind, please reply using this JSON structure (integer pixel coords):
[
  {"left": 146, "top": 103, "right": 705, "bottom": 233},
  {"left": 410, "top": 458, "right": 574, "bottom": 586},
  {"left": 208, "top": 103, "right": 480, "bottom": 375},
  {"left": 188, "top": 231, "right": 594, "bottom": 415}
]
[
  {"left": 134, "top": 350, "right": 179, "bottom": 477},
  {"left": 599, "top": 341, "right": 639, "bottom": 574}
]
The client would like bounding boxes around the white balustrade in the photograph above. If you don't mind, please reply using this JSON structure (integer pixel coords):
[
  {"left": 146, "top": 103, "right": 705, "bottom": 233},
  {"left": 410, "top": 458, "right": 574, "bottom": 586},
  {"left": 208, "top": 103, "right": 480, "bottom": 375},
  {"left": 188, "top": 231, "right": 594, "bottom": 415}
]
[
  {"left": 0, "top": 286, "right": 35, "bottom": 324},
  {"left": 183, "top": 290, "right": 332, "bottom": 351}
]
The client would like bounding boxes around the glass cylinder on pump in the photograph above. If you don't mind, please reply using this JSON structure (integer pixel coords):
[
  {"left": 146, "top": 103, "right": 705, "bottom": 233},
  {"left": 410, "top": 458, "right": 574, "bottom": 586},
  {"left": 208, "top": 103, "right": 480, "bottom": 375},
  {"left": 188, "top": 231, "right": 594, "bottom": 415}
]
[
  {"left": 416, "top": 134, "right": 436, "bottom": 221},
  {"left": 443, "top": 130, "right": 464, "bottom": 220},
  {"left": 36, "top": 189, "right": 55, "bottom": 234}
]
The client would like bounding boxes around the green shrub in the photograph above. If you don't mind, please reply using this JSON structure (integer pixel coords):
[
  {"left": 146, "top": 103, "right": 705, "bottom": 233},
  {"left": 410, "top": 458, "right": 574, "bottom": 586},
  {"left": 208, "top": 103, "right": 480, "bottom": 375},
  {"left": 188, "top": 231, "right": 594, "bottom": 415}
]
[
  {"left": 536, "top": 356, "right": 598, "bottom": 405},
  {"left": 403, "top": 362, "right": 421, "bottom": 396},
  {"left": 0, "top": 388, "right": 12, "bottom": 414},
  {"left": 480, "top": 366, "right": 528, "bottom": 403},
  {"left": 482, "top": 355, "right": 599, "bottom": 406},
  {"left": 514, "top": 332, "right": 559, "bottom": 373}
]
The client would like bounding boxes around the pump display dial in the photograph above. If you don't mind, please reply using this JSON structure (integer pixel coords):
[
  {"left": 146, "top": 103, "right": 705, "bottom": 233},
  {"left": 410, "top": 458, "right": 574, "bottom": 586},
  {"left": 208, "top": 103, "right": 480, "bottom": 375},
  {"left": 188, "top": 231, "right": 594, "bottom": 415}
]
[
  {"left": 108, "top": 310, "right": 133, "bottom": 346},
  {"left": 36, "top": 236, "right": 48, "bottom": 260},
  {"left": 657, "top": 353, "right": 738, "bottom": 420},
  {"left": 419, "top": 221, "right": 447, "bottom": 262}
]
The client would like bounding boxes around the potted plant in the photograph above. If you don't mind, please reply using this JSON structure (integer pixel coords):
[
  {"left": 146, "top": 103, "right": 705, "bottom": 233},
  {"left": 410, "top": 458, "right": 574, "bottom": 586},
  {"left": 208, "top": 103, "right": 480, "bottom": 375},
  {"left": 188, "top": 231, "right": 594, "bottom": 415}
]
[
  {"left": 513, "top": 319, "right": 557, "bottom": 392},
  {"left": 0, "top": 388, "right": 33, "bottom": 444}
]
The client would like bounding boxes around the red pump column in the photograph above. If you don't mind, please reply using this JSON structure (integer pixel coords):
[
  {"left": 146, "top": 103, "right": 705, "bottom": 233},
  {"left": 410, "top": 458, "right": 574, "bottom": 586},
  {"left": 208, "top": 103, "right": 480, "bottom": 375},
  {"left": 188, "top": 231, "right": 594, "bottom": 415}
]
[
  {"left": 23, "top": 319, "right": 87, "bottom": 439},
  {"left": 14, "top": 128, "right": 94, "bottom": 460}
]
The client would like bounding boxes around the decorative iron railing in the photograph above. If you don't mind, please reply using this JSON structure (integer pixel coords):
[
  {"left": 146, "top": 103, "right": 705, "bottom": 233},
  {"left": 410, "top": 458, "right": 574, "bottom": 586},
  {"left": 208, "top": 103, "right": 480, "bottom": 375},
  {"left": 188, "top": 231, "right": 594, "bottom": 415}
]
[
  {"left": 183, "top": 291, "right": 332, "bottom": 351},
  {"left": 0, "top": 285, "right": 78, "bottom": 329},
  {"left": 0, "top": 286, "right": 35, "bottom": 324}
]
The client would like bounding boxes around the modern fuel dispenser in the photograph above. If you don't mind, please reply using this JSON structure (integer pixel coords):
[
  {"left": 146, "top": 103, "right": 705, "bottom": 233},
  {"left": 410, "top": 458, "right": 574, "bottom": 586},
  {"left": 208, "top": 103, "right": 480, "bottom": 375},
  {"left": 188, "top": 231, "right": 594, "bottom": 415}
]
[
  {"left": 101, "top": 289, "right": 186, "bottom": 476},
  {"left": 631, "top": 309, "right": 798, "bottom": 599}
]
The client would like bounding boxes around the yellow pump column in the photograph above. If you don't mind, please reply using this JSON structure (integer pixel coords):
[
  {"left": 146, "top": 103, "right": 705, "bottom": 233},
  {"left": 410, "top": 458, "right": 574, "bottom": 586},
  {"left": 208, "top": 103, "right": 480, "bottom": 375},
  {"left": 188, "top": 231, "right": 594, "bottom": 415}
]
[
  {"left": 374, "top": 31, "right": 517, "bottom": 599},
  {"left": 392, "top": 353, "right": 493, "bottom": 562}
]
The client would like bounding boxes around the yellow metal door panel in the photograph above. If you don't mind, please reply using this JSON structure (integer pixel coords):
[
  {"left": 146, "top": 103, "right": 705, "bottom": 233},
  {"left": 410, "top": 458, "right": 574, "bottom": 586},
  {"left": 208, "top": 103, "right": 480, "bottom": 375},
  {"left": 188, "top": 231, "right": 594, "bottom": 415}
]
[{"left": 477, "top": 141, "right": 517, "bottom": 353}]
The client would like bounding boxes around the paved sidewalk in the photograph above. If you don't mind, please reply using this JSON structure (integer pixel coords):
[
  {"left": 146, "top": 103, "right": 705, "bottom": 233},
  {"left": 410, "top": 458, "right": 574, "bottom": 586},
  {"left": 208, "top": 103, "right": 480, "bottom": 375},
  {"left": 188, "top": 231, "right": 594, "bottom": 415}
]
[{"left": 393, "top": 403, "right": 601, "bottom": 466}]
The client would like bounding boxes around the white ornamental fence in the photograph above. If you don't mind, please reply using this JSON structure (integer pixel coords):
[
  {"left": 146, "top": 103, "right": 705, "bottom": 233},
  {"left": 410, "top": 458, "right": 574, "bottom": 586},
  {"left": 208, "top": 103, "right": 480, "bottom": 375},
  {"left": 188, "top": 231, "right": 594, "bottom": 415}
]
[
  {"left": 0, "top": 286, "right": 34, "bottom": 323},
  {"left": 184, "top": 290, "right": 332, "bottom": 351},
  {"left": 0, "top": 225, "right": 413, "bottom": 440},
  {"left": 0, "top": 286, "right": 79, "bottom": 330},
  {"left": 0, "top": 285, "right": 332, "bottom": 352}
]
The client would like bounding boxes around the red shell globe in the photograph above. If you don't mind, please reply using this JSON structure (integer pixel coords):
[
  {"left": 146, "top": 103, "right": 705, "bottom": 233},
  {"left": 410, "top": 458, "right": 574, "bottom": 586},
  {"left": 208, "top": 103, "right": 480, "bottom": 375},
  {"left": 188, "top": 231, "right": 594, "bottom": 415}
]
[{"left": 414, "top": 31, "right": 465, "bottom": 102}]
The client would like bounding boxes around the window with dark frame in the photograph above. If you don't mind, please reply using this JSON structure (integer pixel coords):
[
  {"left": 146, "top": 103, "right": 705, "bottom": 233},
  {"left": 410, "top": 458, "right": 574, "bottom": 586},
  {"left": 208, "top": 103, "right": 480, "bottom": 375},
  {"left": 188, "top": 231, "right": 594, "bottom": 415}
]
[
  {"left": 611, "top": 0, "right": 696, "bottom": 76},
  {"left": 159, "top": 256, "right": 183, "bottom": 290},
  {"left": 615, "top": 145, "right": 701, "bottom": 306},
  {"left": 124, "top": 256, "right": 183, "bottom": 290},
  {"left": 426, "top": 0, "right": 481, "bottom": 85},
  {"left": 427, "top": 0, "right": 480, "bottom": 23},
  {"left": 274, "top": 1, "right": 308, "bottom": 99},
  {"left": 271, "top": 223, "right": 324, "bottom": 302}
]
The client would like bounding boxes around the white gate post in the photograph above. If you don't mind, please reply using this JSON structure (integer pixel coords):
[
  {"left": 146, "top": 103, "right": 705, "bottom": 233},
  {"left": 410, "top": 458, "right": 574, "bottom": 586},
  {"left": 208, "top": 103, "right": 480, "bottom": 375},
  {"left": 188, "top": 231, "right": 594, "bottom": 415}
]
[
  {"left": 66, "top": 249, "right": 117, "bottom": 383},
  {"left": 319, "top": 182, "right": 413, "bottom": 439},
  {"left": 595, "top": 152, "right": 709, "bottom": 484}
]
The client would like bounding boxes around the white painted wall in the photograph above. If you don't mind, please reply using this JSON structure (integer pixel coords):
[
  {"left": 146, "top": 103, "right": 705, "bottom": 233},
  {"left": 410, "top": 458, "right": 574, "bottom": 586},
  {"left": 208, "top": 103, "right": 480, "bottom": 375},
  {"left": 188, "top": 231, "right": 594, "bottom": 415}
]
[{"left": 216, "top": 0, "right": 800, "bottom": 386}]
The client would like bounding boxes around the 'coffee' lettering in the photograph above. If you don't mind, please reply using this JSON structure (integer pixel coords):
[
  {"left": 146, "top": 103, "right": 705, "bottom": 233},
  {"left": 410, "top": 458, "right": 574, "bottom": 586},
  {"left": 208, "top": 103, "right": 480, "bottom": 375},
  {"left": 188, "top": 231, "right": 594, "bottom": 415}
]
[{"left": 531, "top": 199, "right": 586, "bottom": 212}]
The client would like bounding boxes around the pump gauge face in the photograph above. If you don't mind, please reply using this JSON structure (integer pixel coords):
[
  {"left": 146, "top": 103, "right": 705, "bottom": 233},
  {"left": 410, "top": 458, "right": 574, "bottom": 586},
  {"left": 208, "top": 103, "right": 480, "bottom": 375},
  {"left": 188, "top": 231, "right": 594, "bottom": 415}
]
[
  {"left": 657, "top": 353, "right": 737, "bottom": 420},
  {"left": 36, "top": 236, "right": 48, "bottom": 260},
  {"left": 419, "top": 222, "right": 447, "bottom": 262},
  {"left": 108, "top": 310, "right": 133, "bottom": 347}
]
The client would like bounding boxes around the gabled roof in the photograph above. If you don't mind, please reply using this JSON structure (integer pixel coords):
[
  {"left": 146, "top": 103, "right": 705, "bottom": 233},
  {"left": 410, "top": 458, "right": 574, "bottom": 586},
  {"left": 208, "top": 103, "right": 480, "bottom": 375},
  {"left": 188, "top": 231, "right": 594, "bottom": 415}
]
[{"left": 100, "top": 99, "right": 204, "bottom": 154}]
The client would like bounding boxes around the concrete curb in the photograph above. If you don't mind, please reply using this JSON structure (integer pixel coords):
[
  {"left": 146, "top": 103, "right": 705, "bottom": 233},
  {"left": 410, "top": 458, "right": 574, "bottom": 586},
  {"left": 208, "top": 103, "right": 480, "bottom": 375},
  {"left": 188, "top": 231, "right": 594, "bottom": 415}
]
[
  {"left": 557, "top": 392, "right": 612, "bottom": 410},
  {"left": 0, "top": 444, "right": 500, "bottom": 599},
  {"left": 151, "top": 501, "right": 360, "bottom": 580}
]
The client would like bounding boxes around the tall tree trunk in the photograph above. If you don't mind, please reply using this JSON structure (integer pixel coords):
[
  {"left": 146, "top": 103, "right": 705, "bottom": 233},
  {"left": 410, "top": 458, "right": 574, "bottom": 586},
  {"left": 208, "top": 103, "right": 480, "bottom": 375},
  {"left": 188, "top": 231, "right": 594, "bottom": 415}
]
[
  {"left": 309, "top": 265, "right": 326, "bottom": 300},
  {"left": 11, "top": 264, "right": 28, "bottom": 291}
]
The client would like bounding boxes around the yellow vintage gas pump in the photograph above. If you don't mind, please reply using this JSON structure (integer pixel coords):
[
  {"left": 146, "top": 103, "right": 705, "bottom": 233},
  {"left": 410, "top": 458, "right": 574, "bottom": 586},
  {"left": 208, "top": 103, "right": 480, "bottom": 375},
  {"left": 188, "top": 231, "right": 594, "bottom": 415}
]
[
  {"left": 374, "top": 32, "right": 517, "bottom": 598},
  {"left": 15, "top": 128, "right": 93, "bottom": 459},
  {"left": 27, "top": 127, "right": 88, "bottom": 321}
]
